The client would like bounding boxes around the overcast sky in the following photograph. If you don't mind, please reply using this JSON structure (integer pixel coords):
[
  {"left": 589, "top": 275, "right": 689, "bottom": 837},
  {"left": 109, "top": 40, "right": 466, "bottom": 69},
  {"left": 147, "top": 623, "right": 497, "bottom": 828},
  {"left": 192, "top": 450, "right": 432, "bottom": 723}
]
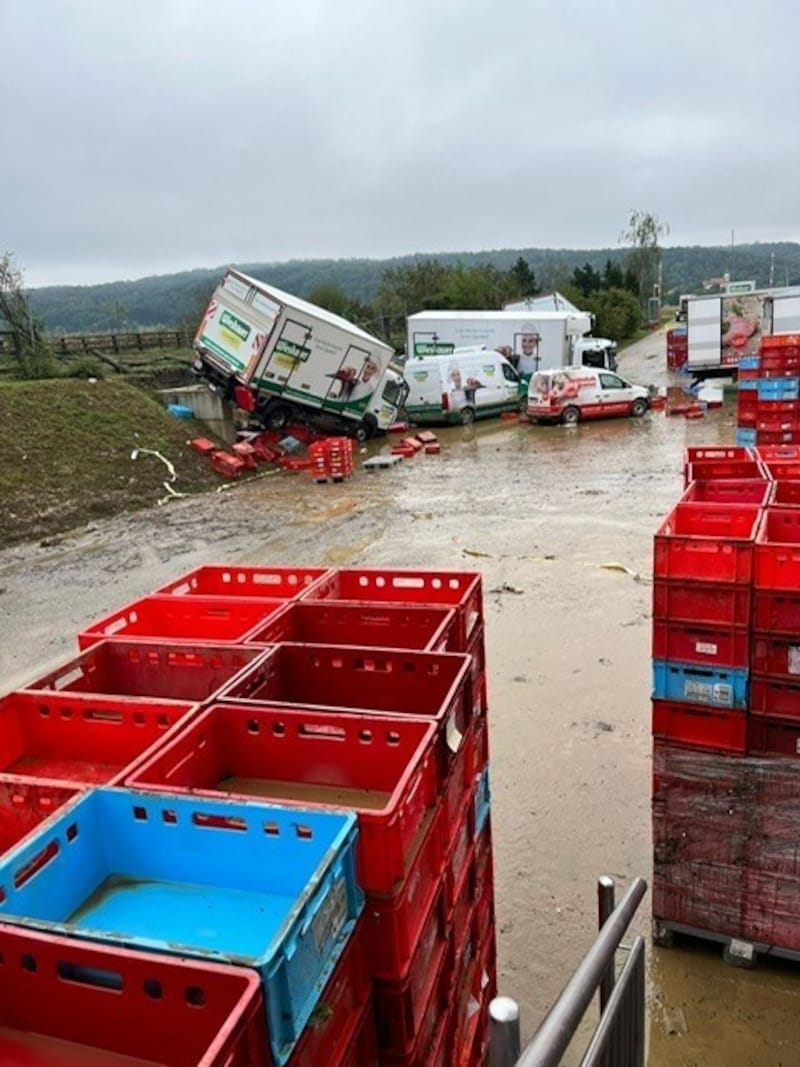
[{"left": 3, "top": 0, "right": 799, "bottom": 287}]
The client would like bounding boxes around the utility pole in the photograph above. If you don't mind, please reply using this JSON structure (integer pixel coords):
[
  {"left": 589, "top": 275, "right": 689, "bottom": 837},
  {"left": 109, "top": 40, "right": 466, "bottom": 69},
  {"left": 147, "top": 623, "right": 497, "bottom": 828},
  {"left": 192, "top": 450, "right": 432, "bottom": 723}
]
[
  {"left": 770, "top": 252, "right": 775, "bottom": 289},
  {"left": 730, "top": 229, "right": 735, "bottom": 281}
]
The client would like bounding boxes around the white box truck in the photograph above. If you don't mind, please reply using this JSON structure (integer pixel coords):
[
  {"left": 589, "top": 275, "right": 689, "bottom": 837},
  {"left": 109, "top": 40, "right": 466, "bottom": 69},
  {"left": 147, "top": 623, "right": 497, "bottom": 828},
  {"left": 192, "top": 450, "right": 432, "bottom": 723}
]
[
  {"left": 683, "top": 284, "right": 800, "bottom": 377},
  {"left": 193, "top": 270, "right": 408, "bottom": 439},
  {"left": 405, "top": 310, "right": 618, "bottom": 377}
]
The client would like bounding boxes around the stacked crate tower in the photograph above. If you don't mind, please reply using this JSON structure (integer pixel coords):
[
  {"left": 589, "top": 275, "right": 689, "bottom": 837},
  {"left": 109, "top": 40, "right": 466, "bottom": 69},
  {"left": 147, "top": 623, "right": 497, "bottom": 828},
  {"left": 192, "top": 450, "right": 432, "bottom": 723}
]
[
  {"left": 736, "top": 334, "right": 800, "bottom": 449},
  {"left": 652, "top": 426, "right": 800, "bottom": 957},
  {"left": 0, "top": 565, "right": 496, "bottom": 1066}
]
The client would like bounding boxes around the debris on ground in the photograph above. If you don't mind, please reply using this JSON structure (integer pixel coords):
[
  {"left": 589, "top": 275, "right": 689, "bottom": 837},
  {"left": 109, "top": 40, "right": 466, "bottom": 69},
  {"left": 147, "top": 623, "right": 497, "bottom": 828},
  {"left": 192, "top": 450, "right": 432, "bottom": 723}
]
[
  {"left": 463, "top": 549, "right": 492, "bottom": 558},
  {"left": 600, "top": 562, "right": 641, "bottom": 580},
  {"left": 489, "top": 582, "right": 524, "bottom": 595}
]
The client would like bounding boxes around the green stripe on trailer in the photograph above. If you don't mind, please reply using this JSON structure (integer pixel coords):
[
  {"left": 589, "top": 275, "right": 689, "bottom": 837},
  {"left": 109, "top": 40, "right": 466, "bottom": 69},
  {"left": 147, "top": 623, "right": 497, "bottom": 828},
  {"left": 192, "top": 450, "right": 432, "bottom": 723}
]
[{"left": 200, "top": 336, "right": 245, "bottom": 370}]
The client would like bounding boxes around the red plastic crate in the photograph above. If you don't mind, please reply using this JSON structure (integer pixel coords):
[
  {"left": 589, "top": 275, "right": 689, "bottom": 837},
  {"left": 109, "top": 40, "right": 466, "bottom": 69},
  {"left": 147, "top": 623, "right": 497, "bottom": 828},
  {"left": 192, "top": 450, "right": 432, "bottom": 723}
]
[
  {"left": 301, "top": 568, "right": 483, "bottom": 651},
  {"left": 652, "top": 863, "right": 744, "bottom": 939},
  {"left": 759, "top": 352, "right": 800, "bottom": 374},
  {"left": 365, "top": 805, "right": 445, "bottom": 979},
  {"left": 684, "top": 458, "right": 766, "bottom": 486},
  {"left": 190, "top": 437, "right": 217, "bottom": 455},
  {"left": 373, "top": 888, "right": 449, "bottom": 1058},
  {"left": 651, "top": 699, "right": 747, "bottom": 754},
  {"left": 220, "top": 644, "right": 475, "bottom": 760},
  {"left": 752, "top": 634, "right": 800, "bottom": 682},
  {"left": 244, "top": 600, "right": 457, "bottom": 652},
  {"left": 651, "top": 619, "right": 749, "bottom": 669},
  {"left": 128, "top": 703, "right": 439, "bottom": 895},
  {"left": 742, "top": 870, "right": 800, "bottom": 951},
  {"left": 684, "top": 447, "right": 753, "bottom": 467},
  {"left": 287, "top": 919, "right": 371, "bottom": 1067},
  {"left": 653, "top": 504, "right": 762, "bottom": 584},
  {"left": 232, "top": 441, "right": 259, "bottom": 469},
  {"left": 0, "top": 923, "right": 269, "bottom": 1066},
  {"left": 754, "top": 507, "right": 800, "bottom": 590},
  {"left": 761, "top": 334, "right": 800, "bottom": 352},
  {"left": 336, "top": 1005, "right": 380, "bottom": 1067},
  {"left": 758, "top": 430, "right": 800, "bottom": 445},
  {"left": 652, "top": 579, "right": 751, "bottom": 627},
  {"left": 0, "top": 779, "right": 80, "bottom": 857},
  {"left": 445, "top": 791, "right": 476, "bottom": 913},
  {"left": 0, "top": 691, "right": 196, "bottom": 788},
  {"left": 155, "top": 565, "right": 329, "bottom": 599},
  {"left": 24, "top": 640, "right": 266, "bottom": 704},
  {"left": 747, "top": 715, "right": 800, "bottom": 757},
  {"left": 749, "top": 675, "right": 800, "bottom": 720},
  {"left": 771, "top": 481, "right": 800, "bottom": 508},
  {"left": 681, "top": 479, "right": 772, "bottom": 506},
  {"left": 757, "top": 418, "right": 799, "bottom": 435},
  {"left": 441, "top": 721, "right": 473, "bottom": 846},
  {"left": 211, "top": 451, "right": 246, "bottom": 479},
  {"left": 379, "top": 962, "right": 451, "bottom": 1067},
  {"left": 78, "top": 595, "right": 285, "bottom": 650},
  {"left": 756, "top": 445, "right": 800, "bottom": 462},
  {"left": 753, "top": 589, "right": 800, "bottom": 634}
]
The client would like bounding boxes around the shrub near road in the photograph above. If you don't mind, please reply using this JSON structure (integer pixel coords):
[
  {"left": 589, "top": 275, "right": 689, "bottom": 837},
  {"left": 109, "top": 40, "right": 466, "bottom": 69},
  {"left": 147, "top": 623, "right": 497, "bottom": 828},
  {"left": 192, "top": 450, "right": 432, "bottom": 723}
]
[{"left": 0, "top": 379, "right": 220, "bottom": 547}]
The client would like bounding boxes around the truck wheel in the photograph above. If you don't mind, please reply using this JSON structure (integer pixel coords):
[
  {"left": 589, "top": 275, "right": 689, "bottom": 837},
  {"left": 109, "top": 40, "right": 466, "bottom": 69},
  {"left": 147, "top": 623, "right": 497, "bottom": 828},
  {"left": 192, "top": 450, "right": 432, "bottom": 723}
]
[
  {"left": 561, "top": 406, "right": 580, "bottom": 426},
  {"left": 264, "top": 403, "right": 292, "bottom": 432},
  {"left": 354, "top": 414, "right": 378, "bottom": 442},
  {"left": 460, "top": 406, "right": 475, "bottom": 425},
  {"left": 631, "top": 398, "right": 649, "bottom": 418}
]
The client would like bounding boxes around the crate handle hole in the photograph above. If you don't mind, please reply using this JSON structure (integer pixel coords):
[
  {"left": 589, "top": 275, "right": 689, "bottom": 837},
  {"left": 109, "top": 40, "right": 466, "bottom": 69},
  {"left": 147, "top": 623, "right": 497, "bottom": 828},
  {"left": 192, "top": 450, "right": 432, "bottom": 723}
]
[
  {"left": 144, "top": 979, "right": 163, "bottom": 999},
  {"left": 247, "top": 720, "right": 260, "bottom": 735},
  {"left": 38, "top": 796, "right": 55, "bottom": 812},
  {"left": 57, "top": 961, "right": 123, "bottom": 991},
  {"left": 11, "top": 794, "right": 24, "bottom": 808},
  {"left": 60, "top": 708, "right": 73, "bottom": 720},
  {"left": 358, "top": 729, "right": 373, "bottom": 744},
  {"left": 162, "top": 810, "right": 178, "bottom": 825},
  {"left": 185, "top": 985, "right": 206, "bottom": 1006},
  {"left": 386, "top": 730, "right": 400, "bottom": 746},
  {"left": 263, "top": 821, "right": 280, "bottom": 836},
  {"left": 66, "top": 823, "right": 78, "bottom": 842},
  {"left": 0, "top": 888, "right": 5, "bottom": 904},
  {"left": 299, "top": 723, "right": 344, "bottom": 741},
  {"left": 20, "top": 954, "right": 37, "bottom": 972},
  {"left": 157, "top": 714, "right": 169, "bottom": 728},
  {"left": 271, "top": 721, "right": 286, "bottom": 736},
  {"left": 14, "top": 840, "right": 59, "bottom": 889},
  {"left": 38, "top": 704, "right": 51, "bottom": 718},
  {"left": 192, "top": 812, "right": 247, "bottom": 832},
  {"left": 133, "top": 712, "right": 146, "bottom": 726},
  {"left": 133, "top": 806, "right": 148, "bottom": 821},
  {"left": 295, "top": 824, "right": 313, "bottom": 840},
  {"left": 83, "top": 708, "right": 123, "bottom": 724},
  {"left": 52, "top": 668, "right": 84, "bottom": 691}
]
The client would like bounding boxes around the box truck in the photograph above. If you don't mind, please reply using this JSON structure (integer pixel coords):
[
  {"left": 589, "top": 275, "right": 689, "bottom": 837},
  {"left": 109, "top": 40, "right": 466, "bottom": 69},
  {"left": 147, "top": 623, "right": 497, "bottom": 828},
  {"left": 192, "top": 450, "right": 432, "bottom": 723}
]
[
  {"left": 683, "top": 284, "right": 800, "bottom": 378},
  {"left": 193, "top": 270, "right": 408, "bottom": 439},
  {"left": 405, "top": 310, "right": 618, "bottom": 378},
  {"left": 404, "top": 350, "right": 521, "bottom": 425}
]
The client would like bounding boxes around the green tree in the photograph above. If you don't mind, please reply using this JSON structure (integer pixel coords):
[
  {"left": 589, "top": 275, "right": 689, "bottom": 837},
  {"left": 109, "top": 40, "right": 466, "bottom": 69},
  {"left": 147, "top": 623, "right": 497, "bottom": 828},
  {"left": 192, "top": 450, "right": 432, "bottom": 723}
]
[
  {"left": 602, "top": 258, "right": 625, "bottom": 290},
  {"left": 620, "top": 210, "right": 669, "bottom": 315},
  {"left": 585, "top": 287, "right": 641, "bottom": 341},
  {"left": 0, "top": 252, "right": 52, "bottom": 376},
  {"left": 510, "top": 256, "right": 539, "bottom": 298},
  {"left": 572, "top": 262, "right": 602, "bottom": 297},
  {"left": 307, "top": 283, "right": 354, "bottom": 318}
]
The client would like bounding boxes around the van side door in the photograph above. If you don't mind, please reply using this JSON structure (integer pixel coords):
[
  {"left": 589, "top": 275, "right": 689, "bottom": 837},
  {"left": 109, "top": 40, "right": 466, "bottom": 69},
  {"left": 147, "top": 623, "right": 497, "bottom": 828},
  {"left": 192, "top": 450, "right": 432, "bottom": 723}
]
[{"left": 598, "top": 372, "right": 634, "bottom": 416}]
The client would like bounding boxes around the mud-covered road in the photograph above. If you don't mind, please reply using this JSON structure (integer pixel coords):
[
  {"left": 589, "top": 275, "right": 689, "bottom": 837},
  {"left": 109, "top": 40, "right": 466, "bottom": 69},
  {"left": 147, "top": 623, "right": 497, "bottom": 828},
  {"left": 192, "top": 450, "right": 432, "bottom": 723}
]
[{"left": 2, "top": 331, "right": 800, "bottom": 1065}]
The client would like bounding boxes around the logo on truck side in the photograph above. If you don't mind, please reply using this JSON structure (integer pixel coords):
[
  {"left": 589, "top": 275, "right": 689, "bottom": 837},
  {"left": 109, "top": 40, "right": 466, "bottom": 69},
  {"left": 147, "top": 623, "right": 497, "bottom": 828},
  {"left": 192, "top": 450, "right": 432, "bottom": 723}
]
[
  {"left": 414, "top": 342, "right": 455, "bottom": 356},
  {"left": 220, "top": 310, "right": 251, "bottom": 343},
  {"left": 275, "top": 338, "right": 311, "bottom": 362}
]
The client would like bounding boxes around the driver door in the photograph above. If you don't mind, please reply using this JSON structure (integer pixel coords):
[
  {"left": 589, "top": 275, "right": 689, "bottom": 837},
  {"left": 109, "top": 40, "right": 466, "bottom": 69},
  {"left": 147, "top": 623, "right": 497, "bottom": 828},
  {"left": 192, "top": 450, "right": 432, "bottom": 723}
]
[{"left": 598, "top": 372, "right": 633, "bottom": 416}]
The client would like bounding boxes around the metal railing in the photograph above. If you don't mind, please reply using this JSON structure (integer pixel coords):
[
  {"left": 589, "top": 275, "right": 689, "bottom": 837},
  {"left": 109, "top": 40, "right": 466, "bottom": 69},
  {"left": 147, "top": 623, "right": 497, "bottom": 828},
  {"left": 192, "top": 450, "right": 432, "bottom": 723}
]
[{"left": 489, "top": 876, "right": 647, "bottom": 1067}]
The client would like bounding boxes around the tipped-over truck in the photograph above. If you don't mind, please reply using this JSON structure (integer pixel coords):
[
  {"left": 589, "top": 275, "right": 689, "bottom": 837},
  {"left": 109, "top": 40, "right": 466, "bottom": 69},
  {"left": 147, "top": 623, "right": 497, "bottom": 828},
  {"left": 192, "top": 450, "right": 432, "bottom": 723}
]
[{"left": 193, "top": 270, "right": 408, "bottom": 439}]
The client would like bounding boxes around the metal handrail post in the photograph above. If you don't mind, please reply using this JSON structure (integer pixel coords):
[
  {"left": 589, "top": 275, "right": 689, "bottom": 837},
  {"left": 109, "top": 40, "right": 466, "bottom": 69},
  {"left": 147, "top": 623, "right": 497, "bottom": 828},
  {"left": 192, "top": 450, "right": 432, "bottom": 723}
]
[
  {"left": 597, "top": 876, "right": 616, "bottom": 1013},
  {"left": 489, "top": 996, "right": 522, "bottom": 1067},
  {"left": 580, "top": 937, "right": 646, "bottom": 1067},
  {"left": 515, "top": 877, "right": 647, "bottom": 1067}
]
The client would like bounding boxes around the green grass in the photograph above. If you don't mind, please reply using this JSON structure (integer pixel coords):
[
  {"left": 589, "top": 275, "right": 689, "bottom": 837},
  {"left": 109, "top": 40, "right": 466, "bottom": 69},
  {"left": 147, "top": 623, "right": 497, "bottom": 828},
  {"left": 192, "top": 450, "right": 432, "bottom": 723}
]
[{"left": 0, "top": 379, "right": 222, "bottom": 547}]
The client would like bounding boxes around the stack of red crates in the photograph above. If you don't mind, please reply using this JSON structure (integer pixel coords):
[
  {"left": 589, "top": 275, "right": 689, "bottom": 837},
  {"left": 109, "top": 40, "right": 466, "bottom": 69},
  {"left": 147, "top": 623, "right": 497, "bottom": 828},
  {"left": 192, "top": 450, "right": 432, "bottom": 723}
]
[
  {"left": 309, "top": 438, "right": 355, "bottom": 482},
  {"left": 737, "top": 334, "right": 800, "bottom": 449},
  {"left": 0, "top": 564, "right": 496, "bottom": 1066},
  {"left": 666, "top": 326, "right": 688, "bottom": 370},
  {"left": 653, "top": 449, "right": 800, "bottom": 952}
]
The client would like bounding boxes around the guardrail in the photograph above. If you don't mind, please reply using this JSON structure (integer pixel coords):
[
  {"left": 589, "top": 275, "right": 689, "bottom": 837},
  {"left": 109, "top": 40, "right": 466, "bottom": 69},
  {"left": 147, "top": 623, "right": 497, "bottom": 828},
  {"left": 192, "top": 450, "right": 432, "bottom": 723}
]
[{"left": 489, "top": 876, "right": 647, "bottom": 1067}]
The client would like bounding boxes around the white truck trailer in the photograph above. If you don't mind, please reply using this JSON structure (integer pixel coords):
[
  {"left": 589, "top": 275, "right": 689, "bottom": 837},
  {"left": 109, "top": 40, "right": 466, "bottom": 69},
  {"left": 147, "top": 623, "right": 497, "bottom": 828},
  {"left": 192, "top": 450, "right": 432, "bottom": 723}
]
[
  {"left": 405, "top": 310, "right": 618, "bottom": 377},
  {"left": 193, "top": 270, "right": 407, "bottom": 438},
  {"left": 683, "top": 284, "right": 800, "bottom": 378}
]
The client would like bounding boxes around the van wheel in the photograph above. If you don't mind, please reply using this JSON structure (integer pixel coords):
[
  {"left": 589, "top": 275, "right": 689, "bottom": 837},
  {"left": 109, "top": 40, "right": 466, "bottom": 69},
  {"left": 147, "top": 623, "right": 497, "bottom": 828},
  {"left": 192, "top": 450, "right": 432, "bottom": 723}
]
[
  {"left": 631, "top": 398, "right": 649, "bottom": 418},
  {"left": 264, "top": 403, "right": 292, "bottom": 432},
  {"left": 353, "top": 415, "right": 376, "bottom": 443},
  {"left": 460, "top": 406, "right": 475, "bottom": 425},
  {"left": 562, "top": 406, "right": 580, "bottom": 426}
]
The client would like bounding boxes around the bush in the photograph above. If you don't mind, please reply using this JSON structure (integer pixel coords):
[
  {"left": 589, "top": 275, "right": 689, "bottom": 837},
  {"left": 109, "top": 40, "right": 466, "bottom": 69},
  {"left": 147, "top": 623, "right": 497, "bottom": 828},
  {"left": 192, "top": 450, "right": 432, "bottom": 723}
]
[
  {"left": 62, "top": 356, "right": 106, "bottom": 380},
  {"left": 583, "top": 287, "right": 641, "bottom": 341}
]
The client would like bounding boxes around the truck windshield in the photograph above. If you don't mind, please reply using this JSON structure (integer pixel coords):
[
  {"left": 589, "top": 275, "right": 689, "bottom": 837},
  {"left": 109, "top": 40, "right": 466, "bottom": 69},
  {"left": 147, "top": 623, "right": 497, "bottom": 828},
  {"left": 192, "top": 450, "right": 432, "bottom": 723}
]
[{"left": 382, "top": 376, "right": 408, "bottom": 406}]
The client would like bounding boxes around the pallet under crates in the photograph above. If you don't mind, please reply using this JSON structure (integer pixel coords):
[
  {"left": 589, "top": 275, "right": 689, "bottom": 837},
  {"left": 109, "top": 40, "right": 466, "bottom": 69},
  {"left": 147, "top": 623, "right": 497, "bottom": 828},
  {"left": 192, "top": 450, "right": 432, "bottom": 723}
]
[{"left": 0, "top": 563, "right": 497, "bottom": 1067}]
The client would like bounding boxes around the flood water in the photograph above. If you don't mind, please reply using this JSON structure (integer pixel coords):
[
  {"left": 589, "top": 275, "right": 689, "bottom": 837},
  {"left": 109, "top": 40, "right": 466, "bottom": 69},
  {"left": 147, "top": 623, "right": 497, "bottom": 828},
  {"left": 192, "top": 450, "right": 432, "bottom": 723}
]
[{"left": 1, "top": 331, "right": 799, "bottom": 1064}]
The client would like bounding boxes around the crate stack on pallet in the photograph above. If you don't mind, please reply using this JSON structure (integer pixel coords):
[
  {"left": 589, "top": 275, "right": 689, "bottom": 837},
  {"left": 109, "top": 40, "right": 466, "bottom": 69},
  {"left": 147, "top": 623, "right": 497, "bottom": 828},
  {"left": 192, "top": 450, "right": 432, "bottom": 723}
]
[
  {"left": 309, "top": 437, "right": 355, "bottom": 483},
  {"left": 0, "top": 564, "right": 495, "bottom": 1066},
  {"left": 666, "top": 325, "right": 688, "bottom": 371},
  {"left": 652, "top": 444, "right": 800, "bottom": 955},
  {"left": 736, "top": 334, "right": 800, "bottom": 449}
]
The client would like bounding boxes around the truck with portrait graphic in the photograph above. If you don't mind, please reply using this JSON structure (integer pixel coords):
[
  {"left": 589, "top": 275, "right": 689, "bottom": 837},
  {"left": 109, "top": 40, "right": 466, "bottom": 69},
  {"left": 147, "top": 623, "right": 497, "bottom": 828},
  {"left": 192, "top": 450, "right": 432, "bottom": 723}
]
[
  {"left": 403, "top": 349, "right": 521, "bottom": 425},
  {"left": 192, "top": 270, "right": 408, "bottom": 439},
  {"left": 405, "top": 310, "right": 618, "bottom": 388}
]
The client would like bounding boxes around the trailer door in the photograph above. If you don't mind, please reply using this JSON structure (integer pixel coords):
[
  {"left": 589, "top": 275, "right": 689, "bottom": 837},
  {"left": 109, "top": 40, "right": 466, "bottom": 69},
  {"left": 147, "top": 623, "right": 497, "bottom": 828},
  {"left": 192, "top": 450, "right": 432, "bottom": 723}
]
[
  {"left": 772, "top": 295, "right": 800, "bottom": 334},
  {"left": 687, "top": 297, "right": 722, "bottom": 370}
]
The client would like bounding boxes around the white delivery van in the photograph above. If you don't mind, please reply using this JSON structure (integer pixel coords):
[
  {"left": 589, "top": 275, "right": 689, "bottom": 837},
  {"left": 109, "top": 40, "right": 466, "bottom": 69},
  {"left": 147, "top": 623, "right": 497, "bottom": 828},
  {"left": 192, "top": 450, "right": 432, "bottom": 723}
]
[
  {"left": 193, "top": 269, "right": 407, "bottom": 439},
  {"left": 404, "top": 350, "right": 521, "bottom": 425},
  {"left": 527, "top": 368, "right": 650, "bottom": 425}
]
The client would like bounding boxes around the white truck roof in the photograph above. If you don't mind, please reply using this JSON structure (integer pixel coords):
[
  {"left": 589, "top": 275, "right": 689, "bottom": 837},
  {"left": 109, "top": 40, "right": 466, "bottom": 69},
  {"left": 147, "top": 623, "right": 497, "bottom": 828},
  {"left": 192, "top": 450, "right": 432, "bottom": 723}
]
[{"left": 230, "top": 269, "right": 393, "bottom": 353}]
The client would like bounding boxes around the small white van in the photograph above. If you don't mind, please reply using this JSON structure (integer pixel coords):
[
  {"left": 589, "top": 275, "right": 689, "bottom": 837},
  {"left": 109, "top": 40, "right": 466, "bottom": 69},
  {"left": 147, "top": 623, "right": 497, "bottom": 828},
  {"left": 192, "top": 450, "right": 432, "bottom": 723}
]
[
  {"left": 527, "top": 368, "right": 650, "bottom": 425},
  {"left": 404, "top": 350, "right": 521, "bottom": 425}
]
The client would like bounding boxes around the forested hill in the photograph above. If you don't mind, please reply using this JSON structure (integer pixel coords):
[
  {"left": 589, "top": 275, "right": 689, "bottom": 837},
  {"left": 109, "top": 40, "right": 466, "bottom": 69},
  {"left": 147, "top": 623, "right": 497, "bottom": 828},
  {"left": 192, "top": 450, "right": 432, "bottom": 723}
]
[{"left": 28, "top": 242, "right": 800, "bottom": 333}]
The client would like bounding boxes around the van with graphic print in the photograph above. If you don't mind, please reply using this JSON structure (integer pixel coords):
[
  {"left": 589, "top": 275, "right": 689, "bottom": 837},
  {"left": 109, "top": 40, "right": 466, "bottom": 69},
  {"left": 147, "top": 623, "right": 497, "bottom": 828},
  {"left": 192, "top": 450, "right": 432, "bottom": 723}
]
[
  {"left": 527, "top": 368, "right": 650, "bottom": 425},
  {"left": 193, "top": 269, "right": 407, "bottom": 440},
  {"left": 404, "top": 350, "right": 521, "bottom": 425}
]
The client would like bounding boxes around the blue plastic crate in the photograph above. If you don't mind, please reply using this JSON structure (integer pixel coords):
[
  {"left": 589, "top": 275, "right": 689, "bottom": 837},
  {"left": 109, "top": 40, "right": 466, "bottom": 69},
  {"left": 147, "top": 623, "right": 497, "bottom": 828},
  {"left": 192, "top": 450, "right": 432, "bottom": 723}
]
[
  {"left": 757, "top": 378, "right": 800, "bottom": 400},
  {"left": 738, "top": 356, "right": 761, "bottom": 371},
  {"left": 0, "top": 788, "right": 362, "bottom": 1067},
  {"left": 736, "top": 428, "right": 757, "bottom": 447},
  {"left": 652, "top": 660, "right": 748, "bottom": 709},
  {"left": 474, "top": 766, "right": 491, "bottom": 836}
]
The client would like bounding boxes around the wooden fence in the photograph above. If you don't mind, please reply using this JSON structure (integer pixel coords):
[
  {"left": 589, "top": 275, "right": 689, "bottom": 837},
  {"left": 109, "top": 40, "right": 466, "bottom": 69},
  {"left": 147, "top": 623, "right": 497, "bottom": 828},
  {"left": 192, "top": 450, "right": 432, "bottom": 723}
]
[{"left": 0, "top": 329, "right": 191, "bottom": 356}]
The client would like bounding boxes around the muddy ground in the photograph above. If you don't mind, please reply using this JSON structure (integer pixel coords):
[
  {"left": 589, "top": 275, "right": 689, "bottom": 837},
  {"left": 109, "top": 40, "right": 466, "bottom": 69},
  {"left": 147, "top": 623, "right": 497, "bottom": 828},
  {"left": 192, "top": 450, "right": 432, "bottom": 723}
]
[{"left": 2, "top": 331, "right": 800, "bottom": 1065}]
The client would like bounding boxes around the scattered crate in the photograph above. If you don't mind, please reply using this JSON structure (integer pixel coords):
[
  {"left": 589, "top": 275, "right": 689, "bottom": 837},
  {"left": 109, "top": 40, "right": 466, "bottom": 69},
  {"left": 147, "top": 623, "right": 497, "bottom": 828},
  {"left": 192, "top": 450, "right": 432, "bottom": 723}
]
[
  {"left": 190, "top": 437, "right": 217, "bottom": 455},
  {"left": 232, "top": 441, "right": 259, "bottom": 469},
  {"left": 211, "top": 451, "right": 247, "bottom": 478}
]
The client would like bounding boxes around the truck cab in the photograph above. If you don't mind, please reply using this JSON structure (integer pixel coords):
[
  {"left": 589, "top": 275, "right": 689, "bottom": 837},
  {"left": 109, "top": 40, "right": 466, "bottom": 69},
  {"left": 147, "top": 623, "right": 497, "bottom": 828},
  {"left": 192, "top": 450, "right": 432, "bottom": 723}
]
[{"left": 573, "top": 337, "right": 618, "bottom": 371}]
